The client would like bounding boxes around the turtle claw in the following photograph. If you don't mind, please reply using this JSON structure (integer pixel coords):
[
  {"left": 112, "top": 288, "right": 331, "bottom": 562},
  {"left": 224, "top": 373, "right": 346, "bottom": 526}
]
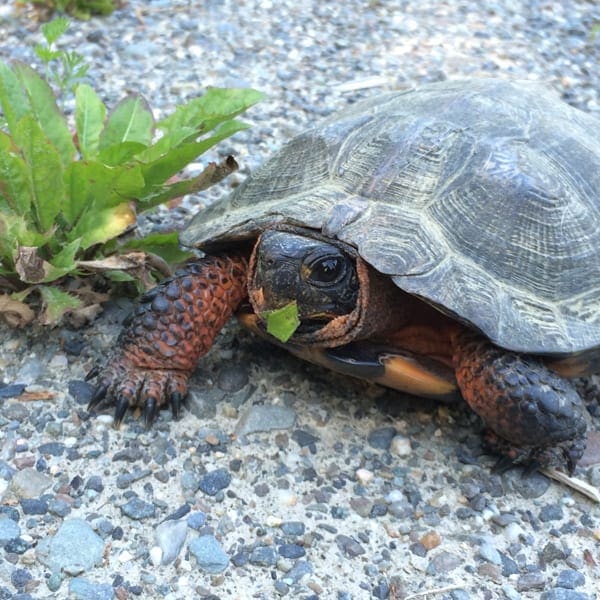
[
  {"left": 169, "top": 391, "right": 184, "bottom": 419},
  {"left": 88, "top": 383, "right": 108, "bottom": 411},
  {"left": 113, "top": 395, "right": 131, "bottom": 428},
  {"left": 491, "top": 455, "right": 516, "bottom": 474},
  {"left": 143, "top": 397, "right": 158, "bottom": 429},
  {"left": 85, "top": 365, "right": 100, "bottom": 381}
]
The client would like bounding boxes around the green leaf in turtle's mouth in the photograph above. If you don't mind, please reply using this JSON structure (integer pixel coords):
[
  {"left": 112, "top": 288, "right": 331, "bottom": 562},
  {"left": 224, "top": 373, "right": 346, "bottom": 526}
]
[{"left": 261, "top": 301, "right": 300, "bottom": 343}]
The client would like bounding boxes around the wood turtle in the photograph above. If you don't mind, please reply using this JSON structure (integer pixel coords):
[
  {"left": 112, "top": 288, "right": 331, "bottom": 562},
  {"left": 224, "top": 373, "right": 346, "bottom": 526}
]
[{"left": 88, "top": 78, "right": 600, "bottom": 473}]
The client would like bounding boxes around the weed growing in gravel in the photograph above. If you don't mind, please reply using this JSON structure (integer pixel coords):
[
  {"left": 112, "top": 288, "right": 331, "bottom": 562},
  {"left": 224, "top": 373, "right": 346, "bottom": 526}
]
[
  {"left": 16, "top": 0, "right": 123, "bottom": 20},
  {"left": 0, "top": 20, "right": 263, "bottom": 326}
]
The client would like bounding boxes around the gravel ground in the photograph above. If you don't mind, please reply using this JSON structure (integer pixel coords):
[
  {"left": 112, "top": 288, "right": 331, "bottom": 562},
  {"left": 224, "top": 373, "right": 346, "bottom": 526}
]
[{"left": 1, "top": 1, "right": 600, "bottom": 599}]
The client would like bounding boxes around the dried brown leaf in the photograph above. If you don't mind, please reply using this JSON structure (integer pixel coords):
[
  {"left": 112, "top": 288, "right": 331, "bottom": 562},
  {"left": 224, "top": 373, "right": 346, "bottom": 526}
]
[
  {"left": 15, "top": 246, "right": 49, "bottom": 284},
  {"left": 0, "top": 293, "right": 35, "bottom": 327},
  {"left": 78, "top": 250, "right": 172, "bottom": 289}
]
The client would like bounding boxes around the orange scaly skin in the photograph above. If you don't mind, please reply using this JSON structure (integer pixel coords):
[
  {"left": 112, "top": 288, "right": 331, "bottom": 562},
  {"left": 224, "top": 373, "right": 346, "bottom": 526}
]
[
  {"left": 88, "top": 255, "right": 248, "bottom": 426},
  {"left": 451, "top": 330, "right": 587, "bottom": 472}
]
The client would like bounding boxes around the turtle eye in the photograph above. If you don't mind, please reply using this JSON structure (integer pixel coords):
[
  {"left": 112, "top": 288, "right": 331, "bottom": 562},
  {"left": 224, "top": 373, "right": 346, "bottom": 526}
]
[{"left": 306, "top": 255, "right": 346, "bottom": 286}]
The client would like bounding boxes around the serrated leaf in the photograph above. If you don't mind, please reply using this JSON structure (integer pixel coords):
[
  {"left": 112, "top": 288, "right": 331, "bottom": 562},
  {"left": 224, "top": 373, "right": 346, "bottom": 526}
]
[
  {"left": 75, "top": 84, "right": 106, "bottom": 160},
  {"left": 264, "top": 301, "right": 300, "bottom": 343},
  {"left": 12, "top": 61, "right": 75, "bottom": 165},
  {"left": 139, "top": 156, "right": 238, "bottom": 209},
  {"left": 98, "top": 94, "right": 154, "bottom": 153},
  {"left": 157, "top": 87, "right": 264, "bottom": 138},
  {"left": 14, "top": 115, "right": 65, "bottom": 232},
  {"left": 34, "top": 46, "right": 61, "bottom": 63},
  {"left": 41, "top": 17, "right": 70, "bottom": 45},
  {"left": 38, "top": 285, "right": 82, "bottom": 325},
  {"left": 0, "top": 131, "right": 33, "bottom": 214},
  {"left": 0, "top": 212, "right": 54, "bottom": 263},
  {"left": 140, "top": 120, "right": 248, "bottom": 189},
  {"left": 0, "top": 62, "right": 31, "bottom": 136},
  {"left": 48, "top": 238, "right": 80, "bottom": 272}
]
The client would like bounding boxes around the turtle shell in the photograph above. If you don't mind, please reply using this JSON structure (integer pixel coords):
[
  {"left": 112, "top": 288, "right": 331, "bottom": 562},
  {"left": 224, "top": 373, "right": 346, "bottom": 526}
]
[{"left": 181, "top": 78, "right": 600, "bottom": 356}]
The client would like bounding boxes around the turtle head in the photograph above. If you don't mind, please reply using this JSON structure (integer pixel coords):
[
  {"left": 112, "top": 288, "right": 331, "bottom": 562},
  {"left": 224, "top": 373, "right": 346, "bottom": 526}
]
[{"left": 249, "top": 229, "right": 359, "bottom": 332}]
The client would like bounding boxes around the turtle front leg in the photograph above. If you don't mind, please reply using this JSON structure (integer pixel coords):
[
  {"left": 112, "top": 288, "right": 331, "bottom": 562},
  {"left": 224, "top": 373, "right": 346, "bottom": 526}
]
[
  {"left": 451, "top": 330, "right": 587, "bottom": 474},
  {"left": 87, "top": 255, "right": 248, "bottom": 427}
]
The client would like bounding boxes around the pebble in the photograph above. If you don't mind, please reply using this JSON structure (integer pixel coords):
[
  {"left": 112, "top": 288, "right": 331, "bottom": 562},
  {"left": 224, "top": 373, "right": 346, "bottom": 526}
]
[
  {"left": 189, "top": 534, "right": 229, "bottom": 573},
  {"left": 120, "top": 498, "right": 156, "bottom": 520},
  {"left": 20, "top": 498, "right": 48, "bottom": 515},
  {"left": 556, "top": 570, "right": 585, "bottom": 589},
  {"left": 9, "top": 468, "right": 52, "bottom": 499},
  {"left": 187, "top": 511, "right": 207, "bottom": 530},
  {"left": 36, "top": 519, "right": 104, "bottom": 573},
  {"left": 154, "top": 517, "right": 188, "bottom": 565},
  {"left": 68, "top": 578, "right": 114, "bottom": 600},
  {"left": 355, "top": 468, "right": 374, "bottom": 485},
  {"left": 517, "top": 572, "right": 547, "bottom": 592},
  {"left": 389, "top": 435, "right": 412, "bottom": 457},
  {"left": 235, "top": 405, "right": 296, "bottom": 436},
  {"left": 249, "top": 545, "right": 278, "bottom": 566},
  {"left": 280, "top": 521, "right": 305, "bottom": 537},
  {"left": 335, "top": 535, "right": 366, "bottom": 558},
  {"left": 0, "top": 517, "right": 20, "bottom": 546},
  {"left": 540, "top": 592, "right": 594, "bottom": 600},
  {"left": 198, "top": 468, "right": 231, "bottom": 496},
  {"left": 367, "top": 427, "right": 397, "bottom": 450},
  {"left": 419, "top": 531, "right": 441, "bottom": 551},
  {"left": 282, "top": 560, "right": 314, "bottom": 584},
  {"left": 478, "top": 541, "right": 502, "bottom": 565},
  {"left": 278, "top": 543, "right": 306, "bottom": 559}
]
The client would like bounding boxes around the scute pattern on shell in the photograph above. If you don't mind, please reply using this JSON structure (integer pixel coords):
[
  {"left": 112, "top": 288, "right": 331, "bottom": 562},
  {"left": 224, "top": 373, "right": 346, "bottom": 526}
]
[{"left": 182, "top": 79, "right": 600, "bottom": 355}]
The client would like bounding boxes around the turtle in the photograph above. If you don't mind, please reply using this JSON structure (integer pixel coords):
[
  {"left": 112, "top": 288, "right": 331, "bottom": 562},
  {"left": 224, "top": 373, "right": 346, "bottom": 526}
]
[{"left": 87, "top": 78, "right": 600, "bottom": 473}]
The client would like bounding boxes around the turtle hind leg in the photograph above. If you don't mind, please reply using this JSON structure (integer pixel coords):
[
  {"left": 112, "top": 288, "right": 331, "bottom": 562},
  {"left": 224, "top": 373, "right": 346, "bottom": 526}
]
[{"left": 451, "top": 330, "right": 587, "bottom": 474}]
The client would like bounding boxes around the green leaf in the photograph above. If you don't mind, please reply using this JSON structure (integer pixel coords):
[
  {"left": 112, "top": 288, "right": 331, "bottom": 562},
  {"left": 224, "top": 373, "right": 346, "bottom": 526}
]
[
  {"left": 41, "top": 17, "right": 70, "bottom": 45},
  {"left": 140, "top": 120, "right": 249, "bottom": 188},
  {"left": 98, "top": 94, "right": 154, "bottom": 153},
  {"left": 157, "top": 87, "right": 264, "bottom": 138},
  {"left": 0, "top": 211, "right": 53, "bottom": 262},
  {"left": 0, "top": 131, "right": 33, "bottom": 214},
  {"left": 64, "top": 161, "right": 145, "bottom": 228},
  {"left": 104, "top": 270, "right": 136, "bottom": 282},
  {"left": 12, "top": 61, "right": 75, "bottom": 165},
  {"left": 38, "top": 285, "right": 82, "bottom": 325},
  {"left": 264, "top": 301, "right": 300, "bottom": 343},
  {"left": 70, "top": 201, "right": 137, "bottom": 250},
  {"left": 48, "top": 237, "right": 80, "bottom": 272},
  {"left": 34, "top": 46, "right": 61, "bottom": 63},
  {"left": 98, "top": 141, "right": 148, "bottom": 167},
  {"left": 0, "top": 62, "right": 31, "bottom": 136},
  {"left": 75, "top": 84, "right": 106, "bottom": 160},
  {"left": 121, "top": 231, "right": 193, "bottom": 265},
  {"left": 15, "top": 115, "right": 65, "bottom": 232}
]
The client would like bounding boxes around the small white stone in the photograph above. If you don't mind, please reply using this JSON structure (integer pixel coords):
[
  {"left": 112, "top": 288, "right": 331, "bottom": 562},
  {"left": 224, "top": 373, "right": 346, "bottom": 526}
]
[
  {"left": 389, "top": 435, "right": 412, "bottom": 457},
  {"left": 118, "top": 550, "right": 134, "bottom": 563},
  {"left": 504, "top": 522, "right": 526, "bottom": 541},
  {"left": 150, "top": 546, "right": 163, "bottom": 567},
  {"left": 278, "top": 490, "right": 297, "bottom": 507},
  {"left": 265, "top": 515, "right": 283, "bottom": 527},
  {"left": 356, "top": 468, "right": 374, "bottom": 485}
]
